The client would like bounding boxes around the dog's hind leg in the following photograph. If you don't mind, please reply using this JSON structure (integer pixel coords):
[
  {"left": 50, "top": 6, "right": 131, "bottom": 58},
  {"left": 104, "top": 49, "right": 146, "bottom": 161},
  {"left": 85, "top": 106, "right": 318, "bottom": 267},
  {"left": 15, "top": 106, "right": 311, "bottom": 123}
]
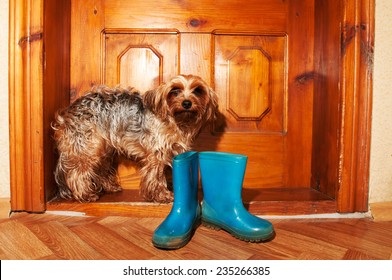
[
  {"left": 55, "top": 150, "right": 109, "bottom": 202},
  {"left": 57, "top": 159, "right": 102, "bottom": 202},
  {"left": 93, "top": 154, "right": 122, "bottom": 194},
  {"left": 54, "top": 157, "right": 73, "bottom": 200}
]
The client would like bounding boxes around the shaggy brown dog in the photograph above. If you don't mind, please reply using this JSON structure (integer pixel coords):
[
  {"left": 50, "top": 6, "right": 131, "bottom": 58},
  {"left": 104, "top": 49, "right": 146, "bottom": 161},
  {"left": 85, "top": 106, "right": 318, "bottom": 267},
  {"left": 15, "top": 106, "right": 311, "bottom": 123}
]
[{"left": 52, "top": 75, "right": 217, "bottom": 203}]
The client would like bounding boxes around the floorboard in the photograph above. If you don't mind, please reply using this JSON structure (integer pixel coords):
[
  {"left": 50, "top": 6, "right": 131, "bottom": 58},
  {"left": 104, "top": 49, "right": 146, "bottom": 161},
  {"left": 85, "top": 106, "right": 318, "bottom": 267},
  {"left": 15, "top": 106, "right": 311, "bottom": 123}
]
[{"left": 1, "top": 213, "right": 391, "bottom": 260}]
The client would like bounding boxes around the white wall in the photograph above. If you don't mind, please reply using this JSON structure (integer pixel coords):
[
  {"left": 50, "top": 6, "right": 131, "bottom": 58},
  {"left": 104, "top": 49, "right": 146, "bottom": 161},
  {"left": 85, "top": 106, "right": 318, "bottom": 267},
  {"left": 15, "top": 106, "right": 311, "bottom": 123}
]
[
  {"left": 0, "top": 0, "right": 10, "bottom": 198},
  {"left": 369, "top": 0, "right": 392, "bottom": 202},
  {"left": 0, "top": 0, "right": 391, "bottom": 203}
]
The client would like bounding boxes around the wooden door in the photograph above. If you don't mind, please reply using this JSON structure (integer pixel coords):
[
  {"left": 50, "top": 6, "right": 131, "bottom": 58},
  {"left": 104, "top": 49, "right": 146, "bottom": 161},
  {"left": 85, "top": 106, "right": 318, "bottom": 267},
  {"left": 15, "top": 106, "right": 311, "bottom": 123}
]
[
  {"left": 70, "top": 0, "right": 313, "bottom": 194},
  {"left": 8, "top": 0, "right": 374, "bottom": 214}
]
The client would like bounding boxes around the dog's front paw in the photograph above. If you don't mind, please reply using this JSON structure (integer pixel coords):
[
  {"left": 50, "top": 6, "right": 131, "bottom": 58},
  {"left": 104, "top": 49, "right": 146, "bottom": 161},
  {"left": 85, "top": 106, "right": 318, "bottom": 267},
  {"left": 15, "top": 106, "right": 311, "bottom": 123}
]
[
  {"left": 141, "top": 183, "right": 174, "bottom": 203},
  {"left": 154, "top": 187, "right": 174, "bottom": 203},
  {"left": 103, "top": 183, "right": 122, "bottom": 193}
]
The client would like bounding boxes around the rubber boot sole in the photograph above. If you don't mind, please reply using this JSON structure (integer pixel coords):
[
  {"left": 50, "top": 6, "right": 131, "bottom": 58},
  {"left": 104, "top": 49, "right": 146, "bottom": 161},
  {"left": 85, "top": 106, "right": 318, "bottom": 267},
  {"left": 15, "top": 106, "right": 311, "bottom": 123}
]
[
  {"left": 202, "top": 218, "right": 275, "bottom": 243},
  {"left": 152, "top": 218, "right": 201, "bottom": 250}
]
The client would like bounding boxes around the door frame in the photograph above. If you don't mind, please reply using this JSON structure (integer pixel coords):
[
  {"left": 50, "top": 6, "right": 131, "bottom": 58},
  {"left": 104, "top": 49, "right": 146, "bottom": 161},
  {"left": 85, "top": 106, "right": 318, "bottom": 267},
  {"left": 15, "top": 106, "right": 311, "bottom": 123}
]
[{"left": 9, "top": 0, "right": 374, "bottom": 214}]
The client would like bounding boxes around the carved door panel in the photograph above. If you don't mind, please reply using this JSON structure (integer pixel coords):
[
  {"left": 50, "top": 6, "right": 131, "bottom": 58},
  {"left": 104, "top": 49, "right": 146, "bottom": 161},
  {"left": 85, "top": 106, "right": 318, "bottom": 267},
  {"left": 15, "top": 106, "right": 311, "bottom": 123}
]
[
  {"left": 104, "top": 32, "right": 179, "bottom": 93},
  {"left": 70, "top": 0, "right": 314, "bottom": 193},
  {"left": 210, "top": 34, "right": 287, "bottom": 188}
]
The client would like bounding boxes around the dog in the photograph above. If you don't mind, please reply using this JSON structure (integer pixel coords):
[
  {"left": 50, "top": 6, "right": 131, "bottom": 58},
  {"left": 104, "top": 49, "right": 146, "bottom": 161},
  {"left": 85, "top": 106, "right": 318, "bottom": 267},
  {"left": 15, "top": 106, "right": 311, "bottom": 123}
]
[{"left": 52, "top": 74, "right": 218, "bottom": 203}]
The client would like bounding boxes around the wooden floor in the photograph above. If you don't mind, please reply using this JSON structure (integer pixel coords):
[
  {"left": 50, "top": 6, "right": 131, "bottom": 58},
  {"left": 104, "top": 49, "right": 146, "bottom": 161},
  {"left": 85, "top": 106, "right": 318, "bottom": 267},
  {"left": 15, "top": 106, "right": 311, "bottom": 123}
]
[{"left": 1, "top": 212, "right": 392, "bottom": 260}]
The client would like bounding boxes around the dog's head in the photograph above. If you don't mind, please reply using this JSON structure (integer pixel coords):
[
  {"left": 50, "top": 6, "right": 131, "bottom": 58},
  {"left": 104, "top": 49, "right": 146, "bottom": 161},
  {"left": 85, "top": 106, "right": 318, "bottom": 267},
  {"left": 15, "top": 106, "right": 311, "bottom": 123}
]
[{"left": 143, "top": 74, "right": 218, "bottom": 131}]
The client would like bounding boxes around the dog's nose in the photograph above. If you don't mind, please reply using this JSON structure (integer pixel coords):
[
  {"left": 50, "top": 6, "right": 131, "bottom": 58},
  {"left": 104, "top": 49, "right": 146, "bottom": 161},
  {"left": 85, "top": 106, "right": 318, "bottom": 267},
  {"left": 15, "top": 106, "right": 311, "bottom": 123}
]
[{"left": 182, "top": 100, "right": 192, "bottom": 109}]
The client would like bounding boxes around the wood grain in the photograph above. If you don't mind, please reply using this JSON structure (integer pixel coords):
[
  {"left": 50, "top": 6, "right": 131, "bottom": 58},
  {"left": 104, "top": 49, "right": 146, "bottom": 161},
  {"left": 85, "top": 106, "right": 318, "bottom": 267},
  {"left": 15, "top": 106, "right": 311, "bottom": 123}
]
[
  {"left": 336, "top": 0, "right": 374, "bottom": 213},
  {"left": 43, "top": 0, "right": 71, "bottom": 201},
  {"left": 47, "top": 188, "right": 336, "bottom": 217},
  {"left": 9, "top": 0, "right": 46, "bottom": 212},
  {"left": 70, "top": 0, "right": 104, "bottom": 99},
  {"left": 104, "top": 0, "right": 287, "bottom": 32},
  {"left": 1, "top": 213, "right": 391, "bottom": 260},
  {"left": 72, "top": 0, "right": 297, "bottom": 191},
  {"left": 311, "top": 0, "right": 341, "bottom": 199},
  {"left": 8, "top": 0, "right": 374, "bottom": 215},
  {"left": 370, "top": 202, "right": 392, "bottom": 221}
]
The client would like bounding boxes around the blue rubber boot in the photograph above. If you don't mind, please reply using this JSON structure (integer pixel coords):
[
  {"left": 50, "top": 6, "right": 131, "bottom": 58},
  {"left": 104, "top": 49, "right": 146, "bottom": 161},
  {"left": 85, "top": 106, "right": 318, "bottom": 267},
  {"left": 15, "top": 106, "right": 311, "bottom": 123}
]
[
  {"left": 152, "top": 151, "right": 201, "bottom": 249},
  {"left": 199, "top": 152, "right": 275, "bottom": 242}
]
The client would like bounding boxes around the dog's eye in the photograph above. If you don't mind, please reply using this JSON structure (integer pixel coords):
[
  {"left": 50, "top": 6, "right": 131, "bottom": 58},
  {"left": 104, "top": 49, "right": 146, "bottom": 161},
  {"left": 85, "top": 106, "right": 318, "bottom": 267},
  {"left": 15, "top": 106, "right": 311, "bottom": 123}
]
[
  {"left": 169, "top": 88, "right": 181, "bottom": 97},
  {"left": 193, "top": 87, "right": 204, "bottom": 96}
]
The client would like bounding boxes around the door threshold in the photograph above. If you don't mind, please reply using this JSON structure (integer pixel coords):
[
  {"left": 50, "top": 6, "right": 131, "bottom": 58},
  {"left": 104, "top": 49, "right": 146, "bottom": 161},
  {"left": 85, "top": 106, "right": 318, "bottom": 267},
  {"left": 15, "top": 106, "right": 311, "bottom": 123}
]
[{"left": 47, "top": 188, "right": 337, "bottom": 217}]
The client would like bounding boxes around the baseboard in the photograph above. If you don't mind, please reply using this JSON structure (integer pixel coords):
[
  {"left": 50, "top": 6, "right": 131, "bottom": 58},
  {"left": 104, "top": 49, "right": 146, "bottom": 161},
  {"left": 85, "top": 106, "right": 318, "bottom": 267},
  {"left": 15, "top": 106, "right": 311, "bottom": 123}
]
[
  {"left": 0, "top": 198, "right": 10, "bottom": 219},
  {"left": 370, "top": 202, "right": 392, "bottom": 221}
]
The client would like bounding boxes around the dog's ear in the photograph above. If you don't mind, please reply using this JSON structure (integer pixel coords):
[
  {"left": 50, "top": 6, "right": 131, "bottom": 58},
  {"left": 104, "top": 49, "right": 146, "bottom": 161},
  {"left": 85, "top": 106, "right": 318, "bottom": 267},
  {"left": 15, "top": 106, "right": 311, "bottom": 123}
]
[
  {"left": 143, "top": 87, "right": 168, "bottom": 119},
  {"left": 205, "top": 87, "right": 219, "bottom": 122}
]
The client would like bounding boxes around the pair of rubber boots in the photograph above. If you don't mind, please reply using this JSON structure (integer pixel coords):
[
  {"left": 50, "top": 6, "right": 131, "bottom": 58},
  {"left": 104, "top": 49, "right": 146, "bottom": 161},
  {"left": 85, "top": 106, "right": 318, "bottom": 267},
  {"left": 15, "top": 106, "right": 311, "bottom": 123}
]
[{"left": 152, "top": 151, "right": 275, "bottom": 250}]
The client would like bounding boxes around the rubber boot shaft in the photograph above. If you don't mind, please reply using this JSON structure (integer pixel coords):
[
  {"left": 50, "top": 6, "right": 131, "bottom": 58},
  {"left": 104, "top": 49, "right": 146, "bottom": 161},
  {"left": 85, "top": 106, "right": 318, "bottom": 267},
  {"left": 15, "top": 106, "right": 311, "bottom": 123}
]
[
  {"left": 199, "top": 151, "right": 275, "bottom": 242},
  {"left": 152, "top": 151, "right": 200, "bottom": 249}
]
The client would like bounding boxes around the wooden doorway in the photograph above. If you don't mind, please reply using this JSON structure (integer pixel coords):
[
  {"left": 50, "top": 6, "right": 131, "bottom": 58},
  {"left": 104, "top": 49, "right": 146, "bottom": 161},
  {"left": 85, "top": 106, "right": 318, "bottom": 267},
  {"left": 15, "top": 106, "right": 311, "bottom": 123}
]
[
  {"left": 71, "top": 0, "right": 310, "bottom": 194},
  {"left": 9, "top": 0, "right": 374, "bottom": 216}
]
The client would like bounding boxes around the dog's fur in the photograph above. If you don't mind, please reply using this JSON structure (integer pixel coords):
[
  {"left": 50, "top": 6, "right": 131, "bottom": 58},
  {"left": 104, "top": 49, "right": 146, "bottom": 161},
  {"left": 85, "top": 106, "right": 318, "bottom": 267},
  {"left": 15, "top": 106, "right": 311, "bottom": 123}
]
[{"left": 52, "top": 75, "right": 217, "bottom": 203}]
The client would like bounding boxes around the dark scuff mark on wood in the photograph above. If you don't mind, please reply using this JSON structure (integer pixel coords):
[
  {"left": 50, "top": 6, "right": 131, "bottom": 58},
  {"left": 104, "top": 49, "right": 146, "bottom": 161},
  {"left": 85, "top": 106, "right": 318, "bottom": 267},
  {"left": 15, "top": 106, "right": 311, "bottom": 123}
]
[
  {"left": 188, "top": 18, "right": 207, "bottom": 28},
  {"left": 341, "top": 24, "right": 359, "bottom": 55},
  {"left": 341, "top": 22, "right": 374, "bottom": 73},
  {"left": 360, "top": 23, "right": 374, "bottom": 74},
  {"left": 295, "top": 71, "right": 316, "bottom": 85},
  {"left": 18, "top": 32, "right": 43, "bottom": 47}
]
